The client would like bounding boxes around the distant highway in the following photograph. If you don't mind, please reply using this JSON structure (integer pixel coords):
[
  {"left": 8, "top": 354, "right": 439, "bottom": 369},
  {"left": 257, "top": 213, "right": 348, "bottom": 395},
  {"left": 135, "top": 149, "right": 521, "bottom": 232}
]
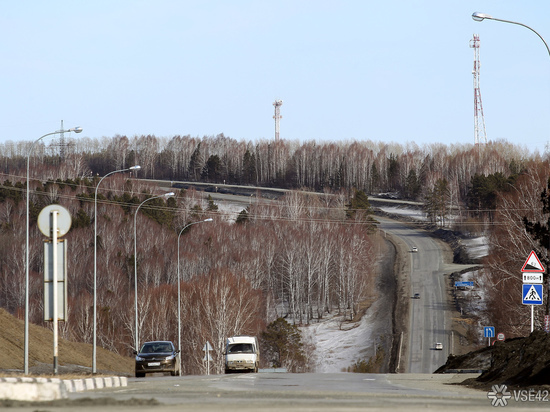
[{"left": 375, "top": 216, "right": 478, "bottom": 373}]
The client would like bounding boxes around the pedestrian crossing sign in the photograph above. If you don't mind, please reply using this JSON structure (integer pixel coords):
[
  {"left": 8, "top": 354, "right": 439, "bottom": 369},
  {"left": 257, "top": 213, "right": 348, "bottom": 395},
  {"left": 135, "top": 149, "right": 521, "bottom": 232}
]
[{"left": 522, "top": 284, "right": 543, "bottom": 305}]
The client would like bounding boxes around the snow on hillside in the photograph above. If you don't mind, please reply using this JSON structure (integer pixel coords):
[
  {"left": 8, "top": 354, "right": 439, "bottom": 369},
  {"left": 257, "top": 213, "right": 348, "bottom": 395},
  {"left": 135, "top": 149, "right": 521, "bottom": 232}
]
[
  {"left": 301, "top": 301, "right": 382, "bottom": 373},
  {"left": 303, "top": 205, "right": 490, "bottom": 373},
  {"left": 461, "top": 236, "right": 489, "bottom": 260}
]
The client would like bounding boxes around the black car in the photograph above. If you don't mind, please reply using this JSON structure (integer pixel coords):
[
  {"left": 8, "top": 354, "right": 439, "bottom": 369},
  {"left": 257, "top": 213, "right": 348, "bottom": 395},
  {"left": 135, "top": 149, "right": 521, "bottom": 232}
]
[{"left": 134, "top": 341, "right": 180, "bottom": 377}]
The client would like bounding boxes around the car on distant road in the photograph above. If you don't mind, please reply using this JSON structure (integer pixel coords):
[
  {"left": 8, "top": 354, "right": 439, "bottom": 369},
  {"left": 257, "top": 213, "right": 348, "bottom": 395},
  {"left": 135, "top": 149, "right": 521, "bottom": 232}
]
[
  {"left": 413, "top": 293, "right": 420, "bottom": 299},
  {"left": 435, "top": 342, "right": 443, "bottom": 350},
  {"left": 411, "top": 247, "right": 418, "bottom": 253},
  {"left": 134, "top": 340, "right": 180, "bottom": 377}
]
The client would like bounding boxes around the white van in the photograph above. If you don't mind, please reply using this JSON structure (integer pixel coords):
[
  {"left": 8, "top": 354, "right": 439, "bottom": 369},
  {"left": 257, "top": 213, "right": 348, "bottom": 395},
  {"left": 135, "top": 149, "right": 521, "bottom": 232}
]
[{"left": 225, "top": 336, "right": 260, "bottom": 373}]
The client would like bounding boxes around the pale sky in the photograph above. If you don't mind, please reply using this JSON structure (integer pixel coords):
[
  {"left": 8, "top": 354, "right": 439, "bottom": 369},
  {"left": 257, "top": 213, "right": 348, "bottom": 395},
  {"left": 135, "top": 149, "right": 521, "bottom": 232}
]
[{"left": 1, "top": 0, "right": 549, "bottom": 153}]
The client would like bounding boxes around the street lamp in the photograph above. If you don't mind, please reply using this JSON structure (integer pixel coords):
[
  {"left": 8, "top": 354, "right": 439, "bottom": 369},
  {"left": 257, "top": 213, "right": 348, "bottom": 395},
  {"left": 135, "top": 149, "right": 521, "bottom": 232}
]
[
  {"left": 93, "top": 165, "right": 141, "bottom": 374},
  {"left": 472, "top": 12, "right": 550, "bottom": 57},
  {"left": 176, "top": 218, "right": 213, "bottom": 375},
  {"left": 133, "top": 192, "right": 175, "bottom": 352},
  {"left": 24, "top": 126, "right": 82, "bottom": 375}
]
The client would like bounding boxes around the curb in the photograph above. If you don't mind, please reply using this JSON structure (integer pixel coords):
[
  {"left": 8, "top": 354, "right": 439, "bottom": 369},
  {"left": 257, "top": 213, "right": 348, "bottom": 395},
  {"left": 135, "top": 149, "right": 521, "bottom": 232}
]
[{"left": 0, "top": 376, "right": 128, "bottom": 401}]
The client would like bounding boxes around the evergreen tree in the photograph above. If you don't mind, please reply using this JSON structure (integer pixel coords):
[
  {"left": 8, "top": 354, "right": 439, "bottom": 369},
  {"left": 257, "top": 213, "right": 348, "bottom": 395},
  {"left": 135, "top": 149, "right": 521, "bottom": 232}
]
[
  {"left": 346, "top": 190, "right": 373, "bottom": 221},
  {"left": 202, "top": 154, "right": 221, "bottom": 182},
  {"left": 260, "top": 318, "right": 307, "bottom": 372},
  {"left": 404, "top": 169, "right": 420, "bottom": 200},
  {"left": 242, "top": 149, "right": 257, "bottom": 184},
  {"left": 188, "top": 143, "right": 203, "bottom": 181},
  {"left": 236, "top": 209, "right": 249, "bottom": 224}
]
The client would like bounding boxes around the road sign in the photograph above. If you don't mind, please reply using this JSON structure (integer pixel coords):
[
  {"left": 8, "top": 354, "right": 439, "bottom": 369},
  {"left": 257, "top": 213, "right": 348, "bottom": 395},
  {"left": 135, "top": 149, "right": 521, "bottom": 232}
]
[
  {"left": 455, "top": 281, "right": 474, "bottom": 288},
  {"left": 43, "top": 239, "right": 68, "bottom": 321},
  {"left": 37, "top": 204, "right": 72, "bottom": 238},
  {"left": 203, "top": 341, "right": 213, "bottom": 375},
  {"left": 484, "top": 326, "right": 495, "bottom": 338},
  {"left": 521, "top": 251, "right": 545, "bottom": 273},
  {"left": 497, "top": 333, "right": 505, "bottom": 341},
  {"left": 522, "top": 284, "right": 543, "bottom": 305},
  {"left": 523, "top": 273, "right": 543, "bottom": 284}
]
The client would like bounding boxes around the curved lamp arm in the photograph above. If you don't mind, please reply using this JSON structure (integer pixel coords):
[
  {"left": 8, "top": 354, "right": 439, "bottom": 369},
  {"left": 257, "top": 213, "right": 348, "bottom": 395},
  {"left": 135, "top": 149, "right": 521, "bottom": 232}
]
[{"left": 472, "top": 12, "right": 550, "bottom": 58}]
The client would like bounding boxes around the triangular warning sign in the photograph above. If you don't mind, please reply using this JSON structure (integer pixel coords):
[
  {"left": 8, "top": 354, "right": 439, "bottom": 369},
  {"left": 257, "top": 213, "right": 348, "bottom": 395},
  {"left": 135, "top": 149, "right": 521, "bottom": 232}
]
[
  {"left": 524, "top": 285, "right": 542, "bottom": 302},
  {"left": 521, "top": 250, "right": 545, "bottom": 273}
]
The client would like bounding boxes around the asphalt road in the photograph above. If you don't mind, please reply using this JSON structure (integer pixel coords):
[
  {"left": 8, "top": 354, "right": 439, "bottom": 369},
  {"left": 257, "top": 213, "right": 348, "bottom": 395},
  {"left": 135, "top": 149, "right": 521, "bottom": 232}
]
[
  {"left": 56, "top": 372, "right": 491, "bottom": 411},
  {"left": 375, "top": 216, "right": 478, "bottom": 374}
]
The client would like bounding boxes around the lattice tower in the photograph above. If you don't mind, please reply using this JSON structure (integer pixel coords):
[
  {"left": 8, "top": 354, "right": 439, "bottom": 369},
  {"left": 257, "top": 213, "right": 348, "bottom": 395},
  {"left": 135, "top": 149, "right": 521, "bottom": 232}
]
[
  {"left": 273, "top": 100, "right": 283, "bottom": 141},
  {"left": 59, "top": 120, "right": 66, "bottom": 159},
  {"left": 470, "top": 34, "right": 487, "bottom": 145}
]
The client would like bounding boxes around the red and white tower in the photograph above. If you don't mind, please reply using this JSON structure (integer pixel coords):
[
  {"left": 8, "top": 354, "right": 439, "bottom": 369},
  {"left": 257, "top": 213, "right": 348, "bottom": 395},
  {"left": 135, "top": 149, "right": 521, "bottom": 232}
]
[
  {"left": 470, "top": 34, "right": 487, "bottom": 145},
  {"left": 273, "top": 99, "right": 283, "bottom": 141}
]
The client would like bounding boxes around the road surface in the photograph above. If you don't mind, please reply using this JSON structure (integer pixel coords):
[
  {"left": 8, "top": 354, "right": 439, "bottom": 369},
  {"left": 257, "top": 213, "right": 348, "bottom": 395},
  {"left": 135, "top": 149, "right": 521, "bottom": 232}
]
[
  {"left": 51, "top": 372, "right": 490, "bottom": 411},
  {"left": 375, "top": 216, "right": 477, "bottom": 373}
]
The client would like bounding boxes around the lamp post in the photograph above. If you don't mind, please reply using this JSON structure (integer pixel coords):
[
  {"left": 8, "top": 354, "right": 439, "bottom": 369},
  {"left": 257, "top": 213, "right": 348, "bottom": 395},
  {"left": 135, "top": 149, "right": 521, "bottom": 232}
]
[
  {"left": 93, "top": 165, "right": 141, "bottom": 374},
  {"left": 472, "top": 12, "right": 550, "bottom": 57},
  {"left": 133, "top": 192, "right": 175, "bottom": 351},
  {"left": 176, "top": 218, "right": 213, "bottom": 375},
  {"left": 24, "top": 126, "right": 82, "bottom": 375}
]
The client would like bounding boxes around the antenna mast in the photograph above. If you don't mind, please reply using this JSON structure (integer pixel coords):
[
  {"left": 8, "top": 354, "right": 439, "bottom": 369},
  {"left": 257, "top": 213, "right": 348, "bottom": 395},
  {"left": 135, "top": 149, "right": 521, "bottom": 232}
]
[
  {"left": 59, "top": 120, "right": 66, "bottom": 159},
  {"left": 470, "top": 34, "right": 487, "bottom": 145},
  {"left": 273, "top": 99, "right": 283, "bottom": 141}
]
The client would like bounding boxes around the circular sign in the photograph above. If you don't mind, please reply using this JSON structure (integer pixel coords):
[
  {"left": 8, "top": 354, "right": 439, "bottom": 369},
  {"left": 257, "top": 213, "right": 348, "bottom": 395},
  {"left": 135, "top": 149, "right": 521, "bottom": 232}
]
[
  {"left": 497, "top": 333, "right": 505, "bottom": 341},
  {"left": 37, "top": 204, "right": 72, "bottom": 238}
]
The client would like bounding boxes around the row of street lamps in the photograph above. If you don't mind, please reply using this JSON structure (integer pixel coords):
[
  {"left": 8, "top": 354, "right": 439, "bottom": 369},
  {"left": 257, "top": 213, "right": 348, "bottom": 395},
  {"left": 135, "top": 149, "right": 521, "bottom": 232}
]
[{"left": 24, "top": 132, "right": 212, "bottom": 375}]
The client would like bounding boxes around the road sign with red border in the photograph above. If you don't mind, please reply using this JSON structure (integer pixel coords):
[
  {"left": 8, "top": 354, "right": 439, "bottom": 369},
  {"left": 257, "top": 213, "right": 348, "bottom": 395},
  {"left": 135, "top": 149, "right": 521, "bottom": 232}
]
[
  {"left": 521, "top": 250, "right": 545, "bottom": 273},
  {"left": 497, "top": 333, "right": 505, "bottom": 341}
]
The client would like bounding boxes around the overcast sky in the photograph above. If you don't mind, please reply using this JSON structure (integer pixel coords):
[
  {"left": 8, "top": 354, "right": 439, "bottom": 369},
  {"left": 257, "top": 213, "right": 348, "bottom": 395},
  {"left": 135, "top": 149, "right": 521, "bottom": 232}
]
[{"left": 1, "top": 1, "right": 549, "bottom": 153}]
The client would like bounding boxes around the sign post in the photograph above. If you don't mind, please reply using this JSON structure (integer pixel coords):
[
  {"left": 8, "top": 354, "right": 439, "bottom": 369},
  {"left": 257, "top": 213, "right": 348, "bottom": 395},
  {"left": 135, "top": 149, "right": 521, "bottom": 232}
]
[
  {"left": 484, "top": 326, "right": 495, "bottom": 347},
  {"left": 38, "top": 205, "right": 71, "bottom": 375},
  {"left": 203, "top": 341, "right": 213, "bottom": 375},
  {"left": 522, "top": 284, "right": 544, "bottom": 332},
  {"left": 521, "top": 251, "right": 545, "bottom": 333}
]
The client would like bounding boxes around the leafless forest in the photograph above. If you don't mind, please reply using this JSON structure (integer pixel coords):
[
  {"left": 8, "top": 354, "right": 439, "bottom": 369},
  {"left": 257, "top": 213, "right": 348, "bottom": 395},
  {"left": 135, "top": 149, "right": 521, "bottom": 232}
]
[{"left": 0, "top": 134, "right": 548, "bottom": 373}]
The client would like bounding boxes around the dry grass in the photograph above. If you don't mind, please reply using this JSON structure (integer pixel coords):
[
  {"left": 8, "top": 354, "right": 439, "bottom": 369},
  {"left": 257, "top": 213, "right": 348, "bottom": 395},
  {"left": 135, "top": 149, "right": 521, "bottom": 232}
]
[{"left": 0, "top": 308, "right": 133, "bottom": 376}]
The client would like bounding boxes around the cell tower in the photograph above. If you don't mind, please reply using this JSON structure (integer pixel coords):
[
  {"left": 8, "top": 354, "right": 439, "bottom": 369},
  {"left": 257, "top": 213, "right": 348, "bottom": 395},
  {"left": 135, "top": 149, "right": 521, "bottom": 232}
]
[
  {"left": 273, "top": 99, "right": 283, "bottom": 141},
  {"left": 59, "top": 120, "right": 66, "bottom": 159},
  {"left": 470, "top": 34, "right": 487, "bottom": 145}
]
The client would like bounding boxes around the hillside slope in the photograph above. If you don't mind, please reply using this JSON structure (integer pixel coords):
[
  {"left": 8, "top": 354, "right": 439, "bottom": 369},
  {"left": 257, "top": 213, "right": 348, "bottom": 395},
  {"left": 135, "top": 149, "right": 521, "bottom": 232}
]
[
  {"left": 436, "top": 330, "right": 550, "bottom": 389},
  {"left": 0, "top": 308, "right": 133, "bottom": 376}
]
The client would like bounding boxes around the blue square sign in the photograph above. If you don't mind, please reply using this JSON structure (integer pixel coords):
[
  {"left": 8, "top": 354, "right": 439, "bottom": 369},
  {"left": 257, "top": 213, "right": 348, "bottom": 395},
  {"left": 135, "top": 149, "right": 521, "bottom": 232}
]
[
  {"left": 483, "top": 326, "right": 495, "bottom": 338},
  {"left": 522, "top": 284, "right": 543, "bottom": 305}
]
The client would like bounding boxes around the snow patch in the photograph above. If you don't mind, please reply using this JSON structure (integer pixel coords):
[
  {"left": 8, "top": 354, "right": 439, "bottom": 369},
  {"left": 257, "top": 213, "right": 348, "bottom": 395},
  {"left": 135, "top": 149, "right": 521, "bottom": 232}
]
[{"left": 301, "top": 301, "right": 382, "bottom": 373}]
